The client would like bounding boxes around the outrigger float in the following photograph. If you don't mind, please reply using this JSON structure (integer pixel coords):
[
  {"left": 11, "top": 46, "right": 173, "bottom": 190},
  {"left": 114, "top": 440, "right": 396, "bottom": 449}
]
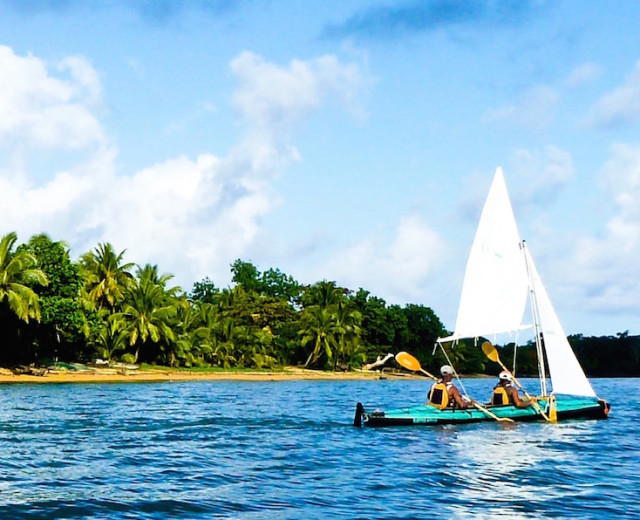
[{"left": 354, "top": 168, "right": 610, "bottom": 427}]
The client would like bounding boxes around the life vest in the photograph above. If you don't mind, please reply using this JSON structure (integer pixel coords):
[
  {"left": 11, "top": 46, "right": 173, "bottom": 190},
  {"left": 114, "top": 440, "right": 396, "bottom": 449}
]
[
  {"left": 491, "top": 384, "right": 512, "bottom": 406},
  {"left": 429, "top": 381, "right": 452, "bottom": 409}
]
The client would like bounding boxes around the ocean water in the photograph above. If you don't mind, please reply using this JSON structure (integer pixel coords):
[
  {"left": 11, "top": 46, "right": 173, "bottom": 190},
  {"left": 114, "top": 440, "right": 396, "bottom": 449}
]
[{"left": 0, "top": 377, "right": 636, "bottom": 519}]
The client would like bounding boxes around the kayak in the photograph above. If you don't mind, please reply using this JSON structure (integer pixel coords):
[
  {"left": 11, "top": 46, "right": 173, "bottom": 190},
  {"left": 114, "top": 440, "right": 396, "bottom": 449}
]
[{"left": 353, "top": 396, "right": 610, "bottom": 427}]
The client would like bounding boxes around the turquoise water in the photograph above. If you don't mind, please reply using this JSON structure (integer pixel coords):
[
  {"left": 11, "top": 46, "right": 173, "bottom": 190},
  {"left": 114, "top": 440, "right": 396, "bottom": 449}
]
[{"left": 0, "top": 378, "right": 636, "bottom": 519}]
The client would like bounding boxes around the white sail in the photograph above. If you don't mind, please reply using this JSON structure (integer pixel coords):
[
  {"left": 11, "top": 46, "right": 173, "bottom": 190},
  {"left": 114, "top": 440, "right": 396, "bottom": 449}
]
[
  {"left": 439, "top": 167, "right": 596, "bottom": 399},
  {"left": 526, "top": 248, "right": 597, "bottom": 397},
  {"left": 441, "top": 167, "right": 530, "bottom": 342}
]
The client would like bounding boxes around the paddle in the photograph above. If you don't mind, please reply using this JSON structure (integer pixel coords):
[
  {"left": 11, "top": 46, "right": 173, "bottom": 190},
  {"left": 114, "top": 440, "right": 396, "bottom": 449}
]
[
  {"left": 481, "top": 341, "right": 554, "bottom": 422},
  {"left": 548, "top": 394, "right": 558, "bottom": 422},
  {"left": 395, "top": 351, "right": 437, "bottom": 380},
  {"left": 394, "top": 351, "right": 513, "bottom": 423}
]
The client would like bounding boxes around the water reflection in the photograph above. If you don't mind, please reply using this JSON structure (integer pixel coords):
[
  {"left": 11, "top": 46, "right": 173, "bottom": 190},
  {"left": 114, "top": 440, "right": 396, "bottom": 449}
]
[
  {"left": 439, "top": 421, "right": 615, "bottom": 519},
  {"left": 0, "top": 379, "right": 636, "bottom": 519}
]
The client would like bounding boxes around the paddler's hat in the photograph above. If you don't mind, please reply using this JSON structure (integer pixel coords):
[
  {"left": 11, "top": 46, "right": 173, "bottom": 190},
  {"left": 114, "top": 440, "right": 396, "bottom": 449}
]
[
  {"left": 440, "top": 365, "right": 454, "bottom": 376},
  {"left": 499, "top": 370, "right": 512, "bottom": 381}
]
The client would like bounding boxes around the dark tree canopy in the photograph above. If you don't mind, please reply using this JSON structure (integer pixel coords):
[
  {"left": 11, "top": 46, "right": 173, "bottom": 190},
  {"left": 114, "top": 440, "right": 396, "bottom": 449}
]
[
  {"left": 0, "top": 231, "right": 635, "bottom": 376},
  {"left": 190, "top": 277, "right": 219, "bottom": 303}
]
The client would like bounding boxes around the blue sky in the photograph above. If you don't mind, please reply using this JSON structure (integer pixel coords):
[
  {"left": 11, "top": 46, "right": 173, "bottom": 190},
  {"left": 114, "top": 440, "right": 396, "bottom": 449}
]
[{"left": 1, "top": 0, "right": 639, "bottom": 336}]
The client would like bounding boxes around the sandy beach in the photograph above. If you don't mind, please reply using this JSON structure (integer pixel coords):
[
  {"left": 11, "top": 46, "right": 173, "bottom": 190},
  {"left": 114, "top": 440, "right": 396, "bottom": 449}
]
[{"left": 0, "top": 366, "right": 415, "bottom": 384}]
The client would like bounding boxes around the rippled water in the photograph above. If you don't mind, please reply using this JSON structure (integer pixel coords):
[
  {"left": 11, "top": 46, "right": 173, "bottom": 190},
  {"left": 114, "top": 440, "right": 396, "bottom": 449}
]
[{"left": 0, "top": 378, "right": 637, "bottom": 519}]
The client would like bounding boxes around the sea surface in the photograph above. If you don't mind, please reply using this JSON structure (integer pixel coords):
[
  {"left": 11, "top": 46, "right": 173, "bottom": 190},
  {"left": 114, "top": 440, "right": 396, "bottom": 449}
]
[{"left": 0, "top": 377, "right": 637, "bottom": 519}]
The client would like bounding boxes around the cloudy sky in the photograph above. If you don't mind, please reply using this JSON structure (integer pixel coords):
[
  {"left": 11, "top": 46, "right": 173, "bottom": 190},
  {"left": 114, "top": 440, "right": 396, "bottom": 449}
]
[{"left": 1, "top": 0, "right": 639, "bottom": 336}]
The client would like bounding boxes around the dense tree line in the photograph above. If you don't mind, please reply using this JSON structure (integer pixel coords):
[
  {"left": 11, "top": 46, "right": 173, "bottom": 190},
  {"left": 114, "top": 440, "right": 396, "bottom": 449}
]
[
  {"left": 1, "top": 231, "right": 637, "bottom": 376},
  {"left": 0, "top": 232, "right": 446, "bottom": 371},
  {"left": 487, "top": 333, "right": 640, "bottom": 378}
]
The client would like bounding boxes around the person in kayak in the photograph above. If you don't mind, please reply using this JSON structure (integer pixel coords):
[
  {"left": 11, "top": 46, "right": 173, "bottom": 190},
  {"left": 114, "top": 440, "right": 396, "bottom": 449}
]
[
  {"left": 428, "top": 365, "right": 469, "bottom": 409},
  {"left": 491, "top": 371, "right": 536, "bottom": 408}
]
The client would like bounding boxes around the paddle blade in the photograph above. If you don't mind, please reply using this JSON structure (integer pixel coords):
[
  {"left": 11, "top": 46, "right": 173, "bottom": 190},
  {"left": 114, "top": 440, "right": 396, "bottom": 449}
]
[
  {"left": 549, "top": 395, "right": 558, "bottom": 423},
  {"left": 481, "top": 341, "right": 499, "bottom": 362},
  {"left": 395, "top": 351, "right": 422, "bottom": 372}
]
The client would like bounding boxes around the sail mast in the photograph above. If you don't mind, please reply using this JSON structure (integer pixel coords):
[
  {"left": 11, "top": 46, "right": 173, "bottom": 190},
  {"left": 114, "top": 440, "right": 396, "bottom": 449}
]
[
  {"left": 522, "top": 240, "right": 548, "bottom": 396},
  {"left": 439, "top": 167, "right": 597, "bottom": 399}
]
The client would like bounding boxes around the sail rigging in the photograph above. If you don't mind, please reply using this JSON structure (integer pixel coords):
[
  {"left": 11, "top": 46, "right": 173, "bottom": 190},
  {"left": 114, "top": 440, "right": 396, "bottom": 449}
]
[
  {"left": 438, "top": 167, "right": 596, "bottom": 398},
  {"left": 525, "top": 246, "right": 596, "bottom": 397}
]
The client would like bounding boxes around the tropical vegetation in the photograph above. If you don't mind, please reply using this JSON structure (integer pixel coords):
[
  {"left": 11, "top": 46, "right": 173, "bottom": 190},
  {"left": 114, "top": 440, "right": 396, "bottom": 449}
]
[{"left": 0, "top": 231, "right": 637, "bottom": 376}]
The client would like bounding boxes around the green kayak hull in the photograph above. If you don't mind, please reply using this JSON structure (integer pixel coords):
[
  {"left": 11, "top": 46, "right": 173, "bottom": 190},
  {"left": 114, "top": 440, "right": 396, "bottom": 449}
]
[{"left": 354, "top": 397, "right": 610, "bottom": 427}]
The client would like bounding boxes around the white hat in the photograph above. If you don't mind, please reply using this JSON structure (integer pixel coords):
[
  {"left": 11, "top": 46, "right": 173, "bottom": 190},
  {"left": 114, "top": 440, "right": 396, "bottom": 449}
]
[
  {"left": 440, "top": 365, "right": 454, "bottom": 376},
  {"left": 499, "top": 370, "right": 512, "bottom": 381}
]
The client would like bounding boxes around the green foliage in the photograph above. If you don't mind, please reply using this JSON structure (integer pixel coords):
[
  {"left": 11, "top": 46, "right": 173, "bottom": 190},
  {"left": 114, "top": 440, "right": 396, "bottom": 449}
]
[
  {"left": 19, "top": 234, "right": 80, "bottom": 298},
  {"left": 0, "top": 231, "right": 48, "bottom": 323},
  {"left": 3, "top": 236, "right": 635, "bottom": 377},
  {"left": 231, "top": 259, "right": 262, "bottom": 293},
  {"left": 569, "top": 332, "right": 640, "bottom": 377},
  {"left": 113, "top": 266, "right": 180, "bottom": 364},
  {"left": 350, "top": 289, "right": 447, "bottom": 370},
  {"left": 298, "top": 281, "right": 364, "bottom": 369},
  {"left": 40, "top": 297, "right": 90, "bottom": 359},
  {"left": 80, "top": 243, "right": 135, "bottom": 310},
  {"left": 90, "top": 313, "right": 128, "bottom": 361},
  {"left": 430, "top": 340, "right": 488, "bottom": 376},
  {"left": 190, "top": 277, "right": 219, "bottom": 303},
  {"left": 300, "top": 305, "right": 339, "bottom": 368},
  {"left": 261, "top": 267, "right": 302, "bottom": 303},
  {"left": 351, "top": 289, "right": 395, "bottom": 348},
  {"left": 231, "top": 259, "right": 302, "bottom": 304},
  {"left": 493, "top": 343, "right": 539, "bottom": 377},
  {"left": 402, "top": 304, "right": 446, "bottom": 358},
  {"left": 19, "top": 235, "right": 88, "bottom": 361}
]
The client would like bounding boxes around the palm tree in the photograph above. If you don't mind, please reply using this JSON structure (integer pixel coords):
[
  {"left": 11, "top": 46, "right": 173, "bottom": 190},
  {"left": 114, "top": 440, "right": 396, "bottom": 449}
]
[
  {"left": 302, "top": 280, "right": 344, "bottom": 308},
  {"left": 209, "top": 316, "right": 242, "bottom": 368},
  {"left": 80, "top": 243, "right": 135, "bottom": 310},
  {"left": 136, "top": 264, "right": 183, "bottom": 298},
  {"left": 115, "top": 277, "right": 177, "bottom": 363},
  {"left": 0, "top": 232, "right": 48, "bottom": 322},
  {"left": 300, "top": 306, "right": 339, "bottom": 367},
  {"left": 90, "top": 313, "right": 128, "bottom": 361},
  {"left": 333, "top": 300, "right": 363, "bottom": 369},
  {"left": 171, "top": 301, "right": 214, "bottom": 367}
]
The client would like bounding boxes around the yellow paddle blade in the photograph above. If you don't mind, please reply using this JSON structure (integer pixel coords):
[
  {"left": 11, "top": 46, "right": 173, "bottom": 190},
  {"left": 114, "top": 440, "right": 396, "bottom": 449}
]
[
  {"left": 548, "top": 395, "right": 558, "bottom": 423},
  {"left": 481, "top": 341, "right": 499, "bottom": 362},
  {"left": 395, "top": 351, "right": 422, "bottom": 372}
]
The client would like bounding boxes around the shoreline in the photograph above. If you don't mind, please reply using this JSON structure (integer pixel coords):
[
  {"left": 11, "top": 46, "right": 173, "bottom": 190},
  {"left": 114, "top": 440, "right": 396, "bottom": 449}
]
[{"left": 0, "top": 366, "right": 420, "bottom": 384}]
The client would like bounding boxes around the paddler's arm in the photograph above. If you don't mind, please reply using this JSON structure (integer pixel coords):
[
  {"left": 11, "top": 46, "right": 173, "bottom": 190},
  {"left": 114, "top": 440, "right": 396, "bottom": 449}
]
[
  {"left": 510, "top": 387, "right": 536, "bottom": 408},
  {"left": 450, "top": 386, "right": 469, "bottom": 409}
]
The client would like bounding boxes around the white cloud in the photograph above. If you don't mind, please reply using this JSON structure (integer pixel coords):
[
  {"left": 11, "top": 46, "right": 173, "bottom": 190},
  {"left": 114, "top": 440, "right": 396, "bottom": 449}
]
[
  {"left": 165, "top": 102, "right": 217, "bottom": 135},
  {"left": 0, "top": 145, "right": 116, "bottom": 244},
  {"left": 82, "top": 149, "right": 280, "bottom": 285},
  {"left": 511, "top": 145, "right": 575, "bottom": 205},
  {"left": 58, "top": 55, "right": 103, "bottom": 107},
  {"left": 565, "top": 143, "right": 640, "bottom": 313},
  {"left": 484, "top": 85, "right": 559, "bottom": 129},
  {"left": 457, "top": 148, "right": 575, "bottom": 225},
  {"left": 561, "top": 62, "right": 601, "bottom": 89},
  {"left": 484, "top": 62, "right": 600, "bottom": 130},
  {"left": 0, "top": 47, "right": 367, "bottom": 291},
  {"left": 587, "top": 60, "right": 640, "bottom": 128},
  {"left": 0, "top": 46, "right": 104, "bottom": 150},
  {"left": 324, "top": 216, "right": 445, "bottom": 303},
  {"left": 231, "top": 52, "right": 366, "bottom": 136}
]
